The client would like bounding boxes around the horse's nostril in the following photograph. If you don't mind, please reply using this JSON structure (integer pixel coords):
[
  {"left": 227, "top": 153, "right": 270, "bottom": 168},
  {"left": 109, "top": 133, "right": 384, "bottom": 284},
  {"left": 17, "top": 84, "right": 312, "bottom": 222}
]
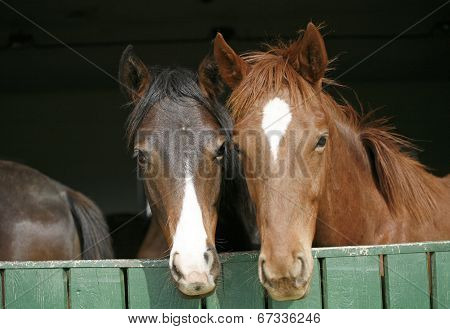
[
  {"left": 172, "top": 264, "right": 182, "bottom": 280},
  {"left": 296, "top": 255, "right": 306, "bottom": 278},
  {"left": 203, "top": 251, "right": 210, "bottom": 264},
  {"left": 260, "top": 259, "right": 269, "bottom": 284},
  {"left": 171, "top": 253, "right": 183, "bottom": 281}
]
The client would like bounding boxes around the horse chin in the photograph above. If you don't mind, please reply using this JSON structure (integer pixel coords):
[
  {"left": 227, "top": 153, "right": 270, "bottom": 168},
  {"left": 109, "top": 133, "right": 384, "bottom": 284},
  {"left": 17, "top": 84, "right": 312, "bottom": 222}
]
[
  {"left": 265, "top": 279, "right": 312, "bottom": 302},
  {"left": 176, "top": 279, "right": 216, "bottom": 297}
]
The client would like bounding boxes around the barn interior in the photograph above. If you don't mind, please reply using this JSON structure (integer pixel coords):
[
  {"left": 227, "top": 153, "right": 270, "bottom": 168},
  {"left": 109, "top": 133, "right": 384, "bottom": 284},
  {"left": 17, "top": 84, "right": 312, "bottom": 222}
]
[{"left": 0, "top": 1, "right": 449, "bottom": 255}]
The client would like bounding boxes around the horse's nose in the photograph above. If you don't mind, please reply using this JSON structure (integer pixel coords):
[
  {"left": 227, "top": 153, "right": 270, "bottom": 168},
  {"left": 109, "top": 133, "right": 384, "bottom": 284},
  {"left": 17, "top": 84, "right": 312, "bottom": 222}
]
[
  {"left": 170, "top": 249, "right": 218, "bottom": 296},
  {"left": 260, "top": 256, "right": 304, "bottom": 285},
  {"left": 184, "top": 271, "right": 210, "bottom": 292},
  {"left": 259, "top": 253, "right": 311, "bottom": 301}
]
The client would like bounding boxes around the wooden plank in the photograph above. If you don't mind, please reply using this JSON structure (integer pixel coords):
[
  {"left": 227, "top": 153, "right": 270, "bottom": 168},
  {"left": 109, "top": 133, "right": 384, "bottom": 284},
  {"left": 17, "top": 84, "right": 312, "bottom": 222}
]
[
  {"left": 321, "top": 255, "right": 382, "bottom": 309},
  {"left": 1, "top": 270, "right": 4, "bottom": 309},
  {"left": 0, "top": 241, "right": 449, "bottom": 269},
  {"left": 0, "top": 258, "right": 169, "bottom": 269},
  {"left": 4, "top": 269, "right": 67, "bottom": 309},
  {"left": 311, "top": 240, "right": 450, "bottom": 259},
  {"left": 127, "top": 268, "right": 201, "bottom": 309},
  {"left": 431, "top": 251, "right": 450, "bottom": 309},
  {"left": 69, "top": 268, "right": 125, "bottom": 309},
  {"left": 268, "top": 258, "right": 322, "bottom": 309},
  {"left": 384, "top": 253, "right": 430, "bottom": 309},
  {"left": 206, "top": 253, "right": 264, "bottom": 309}
]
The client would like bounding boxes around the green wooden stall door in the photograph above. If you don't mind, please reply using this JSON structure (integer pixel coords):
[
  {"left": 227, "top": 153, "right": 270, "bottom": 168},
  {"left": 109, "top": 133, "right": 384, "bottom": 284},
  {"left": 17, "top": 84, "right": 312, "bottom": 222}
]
[
  {"left": 69, "top": 268, "right": 125, "bottom": 309},
  {"left": 322, "top": 256, "right": 382, "bottom": 309},
  {"left": 269, "top": 258, "right": 322, "bottom": 309},
  {"left": 432, "top": 251, "right": 450, "bottom": 309},
  {"left": 4, "top": 269, "right": 67, "bottom": 309},
  {"left": 206, "top": 253, "right": 264, "bottom": 309},
  {"left": 1, "top": 270, "right": 3, "bottom": 309},
  {"left": 127, "top": 267, "right": 201, "bottom": 309},
  {"left": 384, "top": 253, "right": 430, "bottom": 309}
]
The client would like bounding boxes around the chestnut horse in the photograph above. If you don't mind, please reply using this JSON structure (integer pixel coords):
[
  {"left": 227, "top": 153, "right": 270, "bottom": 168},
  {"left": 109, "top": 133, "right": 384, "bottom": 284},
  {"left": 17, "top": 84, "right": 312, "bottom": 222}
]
[
  {"left": 210, "top": 23, "right": 450, "bottom": 300},
  {"left": 0, "top": 160, "right": 113, "bottom": 260},
  {"left": 118, "top": 46, "right": 257, "bottom": 296}
]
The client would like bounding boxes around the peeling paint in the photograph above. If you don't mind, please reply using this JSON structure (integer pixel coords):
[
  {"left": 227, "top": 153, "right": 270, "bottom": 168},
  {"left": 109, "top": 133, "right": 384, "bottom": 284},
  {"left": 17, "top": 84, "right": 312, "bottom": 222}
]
[{"left": 0, "top": 240, "right": 449, "bottom": 269}]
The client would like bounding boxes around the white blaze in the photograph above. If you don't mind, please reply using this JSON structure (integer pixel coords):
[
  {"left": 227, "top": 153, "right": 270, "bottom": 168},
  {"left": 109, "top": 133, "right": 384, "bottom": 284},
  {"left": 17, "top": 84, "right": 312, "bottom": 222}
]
[
  {"left": 145, "top": 202, "right": 152, "bottom": 218},
  {"left": 261, "top": 97, "right": 292, "bottom": 161},
  {"left": 170, "top": 173, "right": 208, "bottom": 273}
]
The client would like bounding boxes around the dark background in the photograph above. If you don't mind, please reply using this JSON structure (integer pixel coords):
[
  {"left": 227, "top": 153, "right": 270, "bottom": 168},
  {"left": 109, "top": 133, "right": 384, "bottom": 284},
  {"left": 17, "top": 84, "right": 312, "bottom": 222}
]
[{"left": 0, "top": 1, "right": 449, "bottom": 215}]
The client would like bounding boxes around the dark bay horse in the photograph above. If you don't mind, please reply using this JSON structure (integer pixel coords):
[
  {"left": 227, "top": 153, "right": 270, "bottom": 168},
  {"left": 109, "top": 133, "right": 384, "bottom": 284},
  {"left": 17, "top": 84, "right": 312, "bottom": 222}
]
[
  {"left": 0, "top": 160, "right": 113, "bottom": 260},
  {"left": 118, "top": 46, "right": 257, "bottom": 296},
  {"left": 210, "top": 23, "right": 450, "bottom": 300}
]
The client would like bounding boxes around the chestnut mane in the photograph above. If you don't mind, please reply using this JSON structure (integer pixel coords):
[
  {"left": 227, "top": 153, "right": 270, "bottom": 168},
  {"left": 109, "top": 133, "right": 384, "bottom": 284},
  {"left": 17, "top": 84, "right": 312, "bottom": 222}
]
[{"left": 228, "top": 41, "right": 442, "bottom": 223}]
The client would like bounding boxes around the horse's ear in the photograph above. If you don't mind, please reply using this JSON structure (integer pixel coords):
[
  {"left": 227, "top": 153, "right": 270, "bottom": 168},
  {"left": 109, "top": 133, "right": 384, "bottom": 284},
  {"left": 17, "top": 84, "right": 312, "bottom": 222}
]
[
  {"left": 198, "top": 52, "right": 227, "bottom": 101},
  {"left": 286, "top": 23, "right": 328, "bottom": 87},
  {"left": 118, "top": 45, "right": 151, "bottom": 103},
  {"left": 213, "top": 33, "right": 249, "bottom": 89}
]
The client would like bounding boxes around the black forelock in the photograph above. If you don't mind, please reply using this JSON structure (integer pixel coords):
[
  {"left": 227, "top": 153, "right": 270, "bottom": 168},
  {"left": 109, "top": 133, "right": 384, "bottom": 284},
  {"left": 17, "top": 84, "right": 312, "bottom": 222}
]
[{"left": 125, "top": 67, "right": 233, "bottom": 148}]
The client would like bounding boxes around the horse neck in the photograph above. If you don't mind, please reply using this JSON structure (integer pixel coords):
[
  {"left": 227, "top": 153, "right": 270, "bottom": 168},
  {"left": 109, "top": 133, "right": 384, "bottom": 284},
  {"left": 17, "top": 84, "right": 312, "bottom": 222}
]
[
  {"left": 315, "top": 120, "right": 395, "bottom": 246},
  {"left": 315, "top": 117, "right": 449, "bottom": 246}
]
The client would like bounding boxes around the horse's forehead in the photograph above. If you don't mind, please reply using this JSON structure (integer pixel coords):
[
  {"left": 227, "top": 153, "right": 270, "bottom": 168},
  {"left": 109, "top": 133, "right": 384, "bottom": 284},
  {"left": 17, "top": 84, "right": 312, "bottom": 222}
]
[
  {"left": 142, "top": 101, "right": 203, "bottom": 127},
  {"left": 236, "top": 92, "right": 323, "bottom": 131},
  {"left": 138, "top": 102, "right": 219, "bottom": 142},
  {"left": 248, "top": 97, "right": 288, "bottom": 162}
]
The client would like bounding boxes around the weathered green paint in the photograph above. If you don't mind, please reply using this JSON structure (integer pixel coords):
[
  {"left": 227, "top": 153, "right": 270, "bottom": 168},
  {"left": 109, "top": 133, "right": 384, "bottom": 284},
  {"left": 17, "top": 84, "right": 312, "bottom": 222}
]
[
  {"left": 322, "top": 256, "right": 382, "bottom": 309},
  {"left": 4, "top": 269, "right": 67, "bottom": 309},
  {"left": 384, "top": 253, "right": 430, "bottom": 309},
  {"left": 127, "top": 268, "right": 201, "bottom": 309},
  {"left": 269, "top": 258, "right": 322, "bottom": 309},
  {"left": 0, "top": 241, "right": 449, "bottom": 309},
  {"left": 0, "top": 258, "right": 169, "bottom": 269},
  {"left": 311, "top": 240, "right": 450, "bottom": 259},
  {"left": 431, "top": 251, "right": 450, "bottom": 309},
  {"left": 206, "top": 253, "right": 264, "bottom": 309},
  {"left": 69, "top": 268, "right": 125, "bottom": 309},
  {"left": 1, "top": 241, "right": 449, "bottom": 270},
  {"left": 1, "top": 270, "right": 4, "bottom": 309}
]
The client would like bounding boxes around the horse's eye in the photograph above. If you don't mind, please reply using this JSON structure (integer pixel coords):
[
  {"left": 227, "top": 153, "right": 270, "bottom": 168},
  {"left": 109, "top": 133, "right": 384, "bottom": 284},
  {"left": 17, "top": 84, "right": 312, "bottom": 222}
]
[
  {"left": 315, "top": 135, "right": 327, "bottom": 149},
  {"left": 215, "top": 142, "right": 226, "bottom": 161},
  {"left": 135, "top": 150, "right": 148, "bottom": 166}
]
